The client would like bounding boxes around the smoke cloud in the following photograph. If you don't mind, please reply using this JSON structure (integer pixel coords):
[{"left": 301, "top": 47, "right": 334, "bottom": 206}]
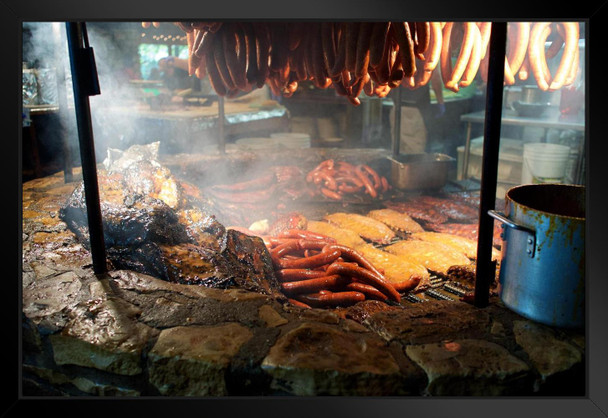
[{"left": 23, "top": 21, "right": 222, "bottom": 167}]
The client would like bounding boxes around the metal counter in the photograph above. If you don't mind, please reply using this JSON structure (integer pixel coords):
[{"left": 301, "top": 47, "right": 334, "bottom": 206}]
[
  {"left": 460, "top": 108, "right": 585, "bottom": 183},
  {"left": 96, "top": 101, "right": 289, "bottom": 155}
]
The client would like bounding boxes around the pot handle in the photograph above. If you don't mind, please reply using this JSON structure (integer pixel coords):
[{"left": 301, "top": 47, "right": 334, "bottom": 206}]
[
  {"left": 386, "top": 156, "right": 405, "bottom": 168},
  {"left": 488, "top": 210, "right": 536, "bottom": 258}
]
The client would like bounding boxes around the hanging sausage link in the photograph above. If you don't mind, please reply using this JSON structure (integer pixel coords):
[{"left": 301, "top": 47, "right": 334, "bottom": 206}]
[{"left": 164, "top": 21, "right": 580, "bottom": 102}]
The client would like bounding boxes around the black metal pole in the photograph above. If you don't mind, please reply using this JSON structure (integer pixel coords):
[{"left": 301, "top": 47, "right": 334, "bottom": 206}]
[
  {"left": 474, "top": 22, "right": 507, "bottom": 307},
  {"left": 65, "top": 22, "right": 107, "bottom": 274}
]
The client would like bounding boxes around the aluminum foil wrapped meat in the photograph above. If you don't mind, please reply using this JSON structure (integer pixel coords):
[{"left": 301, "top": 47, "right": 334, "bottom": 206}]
[
  {"left": 35, "top": 68, "right": 59, "bottom": 105},
  {"left": 22, "top": 68, "right": 39, "bottom": 105}
]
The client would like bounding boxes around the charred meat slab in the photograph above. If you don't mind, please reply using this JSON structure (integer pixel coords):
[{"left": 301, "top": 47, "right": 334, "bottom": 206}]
[
  {"left": 158, "top": 231, "right": 277, "bottom": 294},
  {"left": 59, "top": 144, "right": 281, "bottom": 297}
]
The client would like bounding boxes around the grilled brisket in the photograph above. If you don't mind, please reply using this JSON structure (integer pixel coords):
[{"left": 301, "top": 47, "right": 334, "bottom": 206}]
[{"left": 59, "top": 144, "right": 281, "bottom": 297}]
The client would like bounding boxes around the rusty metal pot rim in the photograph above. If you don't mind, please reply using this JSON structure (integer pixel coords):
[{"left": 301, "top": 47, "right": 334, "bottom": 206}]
[{"left": 505, "top": 184, "right": 585, "bottom": 221}]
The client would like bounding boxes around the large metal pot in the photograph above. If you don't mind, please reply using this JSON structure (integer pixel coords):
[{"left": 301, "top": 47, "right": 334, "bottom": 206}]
[{"left": 488, "top": 184, "right": 585, "bottom": 328}]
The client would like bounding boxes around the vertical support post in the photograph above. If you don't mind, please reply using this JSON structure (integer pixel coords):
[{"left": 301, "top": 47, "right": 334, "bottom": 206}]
[
  {"left": 461, "top": 121, "right": 472, "bottom": 180},
  {"left": 52, "top": 22, "right": 73, "bottom": 183},
  {"left": 218, "top": 95, "right": 225, "bottom": 154},
  {"left": 65, "top": 22, "right": 107, "bottom": 274},
  {"left": 392, "top": 87, "right": 402, "bottom": 157},
  {"left": 474, "top": 21, "right": 507, "bottom": 307}
]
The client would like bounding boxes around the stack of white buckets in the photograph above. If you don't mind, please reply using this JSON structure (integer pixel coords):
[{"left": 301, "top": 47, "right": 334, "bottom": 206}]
[{"left": 521, "top": 142, "right": 571, "bottom": 184}]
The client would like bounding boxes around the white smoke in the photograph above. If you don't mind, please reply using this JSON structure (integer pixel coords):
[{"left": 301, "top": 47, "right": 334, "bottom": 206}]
[{"left": 24, "top": 21, "right": 221, "bottom": 165}]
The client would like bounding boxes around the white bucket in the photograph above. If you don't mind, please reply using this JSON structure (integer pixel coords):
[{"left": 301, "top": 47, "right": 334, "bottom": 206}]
[{"left": 521, "top": 143, "right": 570, "bottom": 184}]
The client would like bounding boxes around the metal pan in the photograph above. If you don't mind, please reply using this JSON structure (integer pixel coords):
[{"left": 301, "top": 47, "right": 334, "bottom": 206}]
[{"left": 387, "top": 153, "right": 455, "bottom": 191}]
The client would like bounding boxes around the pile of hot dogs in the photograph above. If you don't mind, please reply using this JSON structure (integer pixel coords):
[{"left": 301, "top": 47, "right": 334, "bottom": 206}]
[
  {"left": 306, "top": 159, "right": 390, "bottom": 201},
  {"left": 159, "top": 21, "right": 580, "bottom": 103},
  {"left": 264, "top": 229, "right": 401, "bottom": 308}
]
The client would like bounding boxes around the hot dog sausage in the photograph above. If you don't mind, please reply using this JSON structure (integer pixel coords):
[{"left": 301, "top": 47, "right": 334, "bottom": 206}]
[
  {"left": 423, "top": 22, "right": 443, "bottom": 72},
  {"left": 240, "top": 23, "right": 259, "bottom": 85},
  {"left": 310, "top": 23, "right": 328, "bottom": 85},
  {"left": 354, "top": 166, "right": 377, "bottom": 198},
  {"left": 338, "top": 183, "right": 362, "bottom": 194},
  {"left": 288, "top": 22, "right": 306, "bottom": 51},
  {"left": 478, "top": 22, "right": 492, "bottom": 60},
  {"left": 528, "top": 22, "right": 552, "bottom": 91},
  {"left": 264, "top": 236, "right": 293, "bottom": 248},
  {"left": 330, "top": 74, "right": 349, "bottom": 96},
  {"left": 277, "top": 247, "right": 342, "bottom": 269},
  {"left": 207, "top": 22, "right": 223, "bottom": 33},
  {"left": 321, "top": 187, "right": 344, "bottom": 200},
  {"left": 213, "top": 30, "right": 237, "bottom": 90},
  {"left": 374, "top": 83, "right": 391, "bottom": 98},
  {"left": 374, "top": 29, "right": 393, "bottom": 85},
  {"left": 349, "top": 73, "right": 368, "bottom": 99},
  {"left": 336, "top": 160, "right": 357, "bottom": 172},
  {"left": 295, "top": 290, "right": 366, "bottom": 307},
  {"left": 330, "top": 23, "right": 347, "bottom": 77},
  {"left": 345, "top": 23, "right": 361, "bottom": 72},
  {"left": 334, "top": 174, "right": 364, "bottom": 187},
  {"left": 253, "top": 23, "right": 270, "bottom": 88},
  {"left": 506, "top": 22, "right": 530, "bottom": 77},
  {"left": 321, "top": 22, "right": 337, "bottom": 74},
  {"left": 271, "top": 239, "right": 301, "bottom": 258},
  {"left": 360, "top": 164, "right": 382, "bottom": 190},
  {"left": 325, "top": 244, "right": 384, "bottom": 279},
  {"left": 281, "top": 274, "right": 350, "bottom": 295},
  {"left": 459, "top": 23, "right": 482, "bottom": 87},
  {"left": 346, "top": 282, "right": 389, "bottom": 301},
  {"left": 562, "top": 41, "right": 579, "bottom": 86},
  {"left": 391, "top": 21, "right": 416, "bottom": 78},
  {"left": 312, "top": 159, "right": 335, "bottom": 172},
  {"left": 292, "top": 35, "right": 309, "bottom": 81},
  {"left": 277, "top": 229, "right": 336, "bottom": 242},
  {"left": 269, "top": 23, "right": 289, "bottom": 74},
  {"left": 549, "top": 22, "right": 579, "bottom": 91},
  {"left": 355, "top": 22, "right": 373, "bottom": 77},
  {"left": 440, "top": 22, "right": 454, "bottom": 88},
  {"left": 326, "top": 261, "right": 400, "bottom": 302},
  {"left": 316, "top": 170, "right": 338, "bottom": 190},
  {"left": 445, "top": 22, "right": 476, "bottom": 91},
  {"left": 381, "top": 176, "right": 390, "bottom": 192},
  {"left": 205, "top": 42, "right": 227, "bottom": 96},
  {"left": 518, "top": 55, "right": 529, "bottom": 80},
  {"left": 287, "top": 298, "right": 311, "bottom": 308},
  {"left": 363, "top": 77, "right": 375, "bottom": 96},
  {"left": 414, "top": 21, "right": 430, "bottom": 59},
  {"left": 369, "top": 22, "right": 390, "bottom": 69},
  {"left": 276, "top": 268, "right": 331, "bottom": 282}
]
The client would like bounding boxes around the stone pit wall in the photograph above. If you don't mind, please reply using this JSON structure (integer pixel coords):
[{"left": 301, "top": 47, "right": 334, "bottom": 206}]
[{"left": 21, "top": 170, "right": 585, "bottom": 397}]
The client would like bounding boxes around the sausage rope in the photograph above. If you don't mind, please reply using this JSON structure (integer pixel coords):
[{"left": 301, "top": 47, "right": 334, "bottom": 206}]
[
  {"left": 170, "top": 21, "right": 580, "bottom": 101},
  {"left": 263, "top": 234, "right": 402, "bottom": 306}
]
